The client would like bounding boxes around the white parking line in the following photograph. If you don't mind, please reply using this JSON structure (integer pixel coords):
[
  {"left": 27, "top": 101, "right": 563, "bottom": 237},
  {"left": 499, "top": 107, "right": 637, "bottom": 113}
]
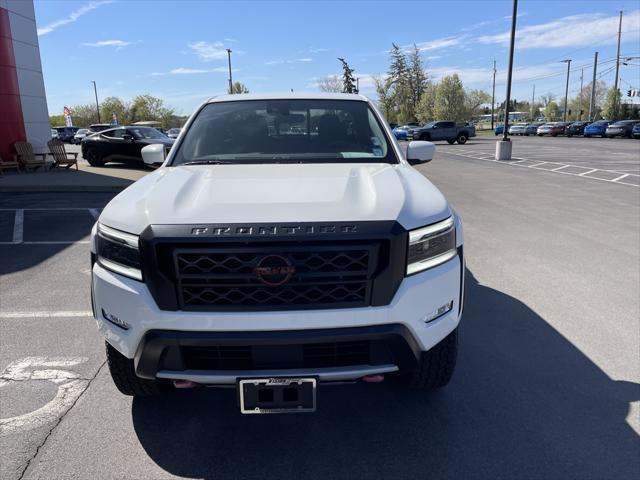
[
  {"left": 578, "top": 169, "right": 599, "bottom": 176},
  {"left": 612, "top": 174, "right": 630, "bottom": 182},
  {"left": 0, "top": 311, "right": 93, "bottom": 318},
  {"left": 444, "top": 150, "right": 639, "bottom": 187},
  {"left": 12, "top": 210, "right": 23, "bottom": 244}
]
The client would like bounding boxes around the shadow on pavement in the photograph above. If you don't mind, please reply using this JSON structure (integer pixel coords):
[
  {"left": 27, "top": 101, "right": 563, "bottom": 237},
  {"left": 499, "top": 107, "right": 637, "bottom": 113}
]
[{"left": 131, "top": 270, "right": 639, "bottom": 479}]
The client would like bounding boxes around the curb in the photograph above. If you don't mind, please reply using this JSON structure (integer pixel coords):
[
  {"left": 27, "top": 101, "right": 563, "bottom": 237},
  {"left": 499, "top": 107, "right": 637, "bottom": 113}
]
[{"left": 0, "top": 185, "right": 127, "bottom": 193}]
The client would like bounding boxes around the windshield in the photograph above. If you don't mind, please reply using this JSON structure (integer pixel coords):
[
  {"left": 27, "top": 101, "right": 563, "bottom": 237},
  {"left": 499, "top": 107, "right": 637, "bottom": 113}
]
[
  {"left": 129, "top": 127, "right": 167, "bottom": 139},
  {"left": 172, "top": 99, "right": 396, "bottom": 165},
  {"left": 77, "top": 129, "right": 88, "bottom": 134},
  {"left": 168, "top": 128, "right": 181, "bottom": 134}
]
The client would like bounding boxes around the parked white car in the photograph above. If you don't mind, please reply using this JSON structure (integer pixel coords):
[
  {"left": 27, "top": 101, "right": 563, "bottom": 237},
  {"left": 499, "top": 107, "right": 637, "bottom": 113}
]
[
  {"left": 72, "top": 128, "right": 90, "bottom": 144},
  {"left": 91, "top": 93, "right": 464, "bottom": 413}
]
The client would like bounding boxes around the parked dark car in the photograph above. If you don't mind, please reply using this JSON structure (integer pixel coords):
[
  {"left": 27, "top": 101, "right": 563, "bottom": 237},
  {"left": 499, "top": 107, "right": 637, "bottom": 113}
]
[
  {"left": 88, "top": 123, "right": 113, "bottom": 133},
  {"left": 537, "top": 122, "right": 569, "bottom": 137},
  {"left": 583, "top": 120, "right": 610, "bottom": 137},
  {"left": 633, "top": 122, "right": 640, "bottom": 139},
  {"left": 605, "top": 120, "right": 640, "bottom": 138},
  {"left": 54, "top": 126, "right": 80, "bottom": 142},
  {"left": 80, "top": 126, "right": 174, "bottom": 167},
  {"left": 412, "top": 121, "right": 475, "bottom": 144},
  {"left": 566, "top": 121, "right": 592, "bottom": 137},
  {"left": 525, "top": 122, "right": 544, "bottom": 135}
]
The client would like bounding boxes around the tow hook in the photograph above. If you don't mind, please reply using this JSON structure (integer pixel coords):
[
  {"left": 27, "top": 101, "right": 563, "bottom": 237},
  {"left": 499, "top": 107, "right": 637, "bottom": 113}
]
[
  {"left": 361, "top": 374, "right": 385, "bottom": 383},
  {"left": 173, "top": 380, "right": 197, "bottom": 389}
]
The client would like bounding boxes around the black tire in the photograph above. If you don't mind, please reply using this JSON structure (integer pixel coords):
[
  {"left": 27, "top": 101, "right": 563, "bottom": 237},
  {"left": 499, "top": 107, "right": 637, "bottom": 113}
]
[
  {"left": 420, "top": 133, "right": 431, "bottom": 141},
  {"left": 401, "top": 327, "right": 458, "bottom": 390},
  {"left": 567, "top": 134, "right": 573, "bottom": 137},
  {"left": 106, "top": 342, "right": 165, "bottom": 396},
  {"left": 537, "top": 133, "right": 543, "bottom": 137},
  {"left": 85, "top": 148, "right": 104, "bottom": 167},
  {"left": 446, "top": 139, "right": 456, "bottom": 145},
  {"left": 456, "top": 134, "right": 468, "bottom": 145}
]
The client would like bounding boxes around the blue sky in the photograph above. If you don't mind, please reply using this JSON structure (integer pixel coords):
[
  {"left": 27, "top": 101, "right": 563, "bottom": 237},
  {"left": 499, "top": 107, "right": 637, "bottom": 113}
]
[{"left": 35, "top": 0, "right": 640, "bottom": 116}]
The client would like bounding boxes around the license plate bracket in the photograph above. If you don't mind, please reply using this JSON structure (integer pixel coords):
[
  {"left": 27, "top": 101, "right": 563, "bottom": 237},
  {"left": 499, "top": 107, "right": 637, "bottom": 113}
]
[{"left": 238, "top": 377, "right": 316, "bottom": 414}]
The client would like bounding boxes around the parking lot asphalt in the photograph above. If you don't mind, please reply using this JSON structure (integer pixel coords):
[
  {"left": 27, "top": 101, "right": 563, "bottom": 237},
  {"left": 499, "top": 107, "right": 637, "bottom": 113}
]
[{"left": 0, "top": 139, "right": 639, "bottom": 479}]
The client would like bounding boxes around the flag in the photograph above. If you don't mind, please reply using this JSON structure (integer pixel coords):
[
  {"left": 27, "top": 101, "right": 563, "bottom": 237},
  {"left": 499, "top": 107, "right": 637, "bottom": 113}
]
[{"left": 63, "top": 106, "right": 73, "bottom": 127}]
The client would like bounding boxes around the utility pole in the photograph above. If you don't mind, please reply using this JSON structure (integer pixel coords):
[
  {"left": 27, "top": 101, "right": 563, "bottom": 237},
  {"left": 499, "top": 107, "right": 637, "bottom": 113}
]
[
  {"left": 496, "top": 0, "right": 518, "bottom": 161},
  {"left": 561, "top": 59, "right": 571, "bottom": 122},
  {"left": 589, "top": 51, "right": 598, "bottom": 121},
  {"left": 531, "top": 84, "right": 535, "bottom": 121},
  {"left": 91, "top": 80, "right": 101, "bottom": 123},
  {"left": 491, "top": 60, "right": 496, "bottom": 130},
  {"left": 613, "top": 10, "right": 623, "bottom": 117},
  {"left": 226, "top": 48, "right": 233, "bottom": 94},
  {"left": 579, "top": 68, "right": 584, "bottom": 120},
  {"left": 356, "top": 77, "right": 360, "bottom": 93}
]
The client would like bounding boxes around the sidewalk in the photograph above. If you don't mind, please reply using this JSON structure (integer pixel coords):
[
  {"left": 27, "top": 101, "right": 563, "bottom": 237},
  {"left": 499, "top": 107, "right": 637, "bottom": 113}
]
[{"left": 0, "top": 161, "right": 148, "bottom": 192}]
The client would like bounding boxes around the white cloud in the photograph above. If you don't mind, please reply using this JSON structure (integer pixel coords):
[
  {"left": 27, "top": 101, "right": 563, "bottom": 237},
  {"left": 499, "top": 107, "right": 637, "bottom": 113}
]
[
  {"left": 415, "top": 36, "right": 464, "bottom": 51},
  {"left": 38, "top": 0, "right": 114, "bottom": 36},
  {"left": 308, "top": 47, "right": 329, "bottom": 54},
  {"left": 82, "top": 39, "right": 132, "bottom": 49},
  {"left": 149, "top": 67, "right": 232, "bottom": 76},
  {"left": 188, "top": 41, "right": 228, "bottom": 61},
  {"left": 266, "top": 58, "right": 313, "bottom": 65},
  {"left": 224, "top": 38, "right": 238, "bottom": 43},
  {"left": 428, "top": 63, "right": 560, "bottom": 85},
  {"left": 479, "top": 10, "right": 640, "bottom": 49}
]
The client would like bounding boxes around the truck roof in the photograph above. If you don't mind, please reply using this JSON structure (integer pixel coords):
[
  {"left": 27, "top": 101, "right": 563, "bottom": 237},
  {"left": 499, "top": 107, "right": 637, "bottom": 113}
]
[{"left": 206, "top": 92, "right": 369, "bottom": 103}]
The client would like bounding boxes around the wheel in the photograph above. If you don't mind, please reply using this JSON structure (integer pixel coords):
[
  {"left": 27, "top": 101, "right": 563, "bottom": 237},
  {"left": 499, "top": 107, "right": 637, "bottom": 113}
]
[
  {"left": 85, "top": 148, "right": 104, "bottom": 166},
  {"left": 446, "top": 139, "right": 456, "bottom": 145},
  {"left": 400, "top": 327, "right": 458, "bottom": 390},
  {"left": 567, "top": 134, "right": 573, "bottom": 137},
  {"left": 537, "top": 133, "right": 543, "bottom": 137},
  {"left": 106, "top": 342, "right": 166, "bottom": 396},
  {"left": 420, "top": 133, "right": 431, "bottom": 141},
  {"left": 456, "top": 134, "right": 468, "bottom": 145},
  {"left": 551, "top": 133, "right": 557, "bottom": 137}
]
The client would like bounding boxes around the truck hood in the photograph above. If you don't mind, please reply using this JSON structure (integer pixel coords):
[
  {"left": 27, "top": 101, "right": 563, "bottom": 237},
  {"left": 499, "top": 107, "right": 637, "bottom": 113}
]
[{"left": 99, "top": 163, "right": 451, "bottom": 234}]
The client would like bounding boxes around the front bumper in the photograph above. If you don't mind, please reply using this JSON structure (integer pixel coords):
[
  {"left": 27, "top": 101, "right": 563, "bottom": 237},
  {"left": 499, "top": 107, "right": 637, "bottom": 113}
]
[{"left": 92, "top": 248, "right": 464, "bottom": 382}]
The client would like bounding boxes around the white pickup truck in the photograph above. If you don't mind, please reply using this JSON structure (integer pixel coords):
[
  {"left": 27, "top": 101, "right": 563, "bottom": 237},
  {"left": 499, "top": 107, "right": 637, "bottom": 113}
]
[{"left": 90, "top": 93, "right": 464, "bottom": 414}]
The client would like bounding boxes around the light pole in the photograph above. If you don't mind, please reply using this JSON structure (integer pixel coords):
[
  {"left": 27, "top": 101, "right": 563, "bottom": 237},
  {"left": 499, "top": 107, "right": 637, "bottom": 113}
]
[
  {"left": 226, "top": 48, "right": 233, "bottom": 94},
  {"left": 496, "top": 0, "right": 518, "bottom": 160},
  {"left": 561, "top": 59, "right": 571, "bottom": 122},
  {"left": 91, "top": 80, "right": 101, "bottom": 123}
]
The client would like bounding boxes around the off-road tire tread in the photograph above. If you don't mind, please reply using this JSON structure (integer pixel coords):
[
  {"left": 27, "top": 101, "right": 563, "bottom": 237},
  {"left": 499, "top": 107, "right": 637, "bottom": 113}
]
[
  {"left": 407, "top": 327, "right": 458, "bottom": 390},
  {"left": 106, "top": 342, "right": 163, "bottom": 396}
]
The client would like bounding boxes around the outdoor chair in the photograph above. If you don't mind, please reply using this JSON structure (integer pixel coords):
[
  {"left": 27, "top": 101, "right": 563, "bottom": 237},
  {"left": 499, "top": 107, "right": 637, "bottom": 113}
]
[
  {"left": 47, "top": 139, "right": 79, "bottom": 170},
  {"left": 13, "top": 141, "right": 50, "bottom": 172},
  {"left": 0, "top": 154, "right": 21, "bottom": 175}
]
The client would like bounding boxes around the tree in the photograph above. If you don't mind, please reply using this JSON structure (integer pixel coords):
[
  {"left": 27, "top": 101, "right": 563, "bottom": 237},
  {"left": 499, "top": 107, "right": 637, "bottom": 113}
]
[
  {"left": 317, "top": 75, "right": 343, "bottom": 93},
  {"left": 128, "top": 94, "right": 174, "bottom": 127},
  {"left": 434, "top": 74, "right": 466, "bottom": 122},
  {"left": 567, "top": 80, "right": 606, "bottom": 120},
  {"left": 230, "top": 81, "right": 249, "bottom": 94},
  {"left": 100, "top": 96, "right": 130, "bottom": 126},
  {"left": 69, "top": 104, "right": 99, "bottom": 126},
  {"left": 387, "top": 44, "right": 410, "bottom": 122},
  {"left": 544, "top": 101, "right": 560, "bottom": 120},
  {"left": 337, "top": 58, "right": 357, "bottom": 93},
  {"left": 373, "top": 75, "right": 394, "bottom": 120},
  {"left": 49, "top": 114, "right": 66, "bottom": 127},
  {"left": 406, "top": 45, "right": 428, "bottom": 120},
  {"left": 464, "top": 89, "right": 491, "bottom": 118},
  {"left": 602, "top": 86, "right": 621, "bottom": 120},
  {"left": 416, "top": 83, "right": 437, "bottom": 122},
  {"left": 539, "top": 92, "right": 556, "bottom": 107}
]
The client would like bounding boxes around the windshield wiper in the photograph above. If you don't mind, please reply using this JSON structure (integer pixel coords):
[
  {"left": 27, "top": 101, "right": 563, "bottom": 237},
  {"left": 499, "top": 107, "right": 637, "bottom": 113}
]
[{"left": 180, "top": 160, "right": 231, "bottom": 165}]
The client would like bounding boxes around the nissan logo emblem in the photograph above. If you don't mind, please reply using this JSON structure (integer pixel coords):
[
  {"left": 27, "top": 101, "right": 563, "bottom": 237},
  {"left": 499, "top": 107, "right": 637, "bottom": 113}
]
[{"left": 254, "top": 255, "right": 296, "bottom": 287}]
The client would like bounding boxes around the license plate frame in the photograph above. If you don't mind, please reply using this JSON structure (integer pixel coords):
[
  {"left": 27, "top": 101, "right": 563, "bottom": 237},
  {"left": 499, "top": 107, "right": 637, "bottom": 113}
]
[{"left": 238, "top": 377, "right": 317, "bottom": 414}]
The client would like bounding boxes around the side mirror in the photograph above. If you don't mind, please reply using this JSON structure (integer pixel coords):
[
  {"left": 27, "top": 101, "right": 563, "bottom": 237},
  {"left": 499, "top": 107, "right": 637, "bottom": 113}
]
[
  {"left": 406, "top": 141, "right": 435, "bottom": 165},
  {"left": 122, "top": 134, "right": 134, "bottom": 142},
  {"left": 141, "top": 144, "right": 166, "bottom": 166}
]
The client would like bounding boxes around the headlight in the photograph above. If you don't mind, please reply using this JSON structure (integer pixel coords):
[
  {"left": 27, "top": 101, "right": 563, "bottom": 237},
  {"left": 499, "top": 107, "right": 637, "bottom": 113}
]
[
  {"left": 96, "top": 223, "right": 142, "bottom": 281},
  {"left": 406, "top": 217, "right": 456, "bottom": 275}
]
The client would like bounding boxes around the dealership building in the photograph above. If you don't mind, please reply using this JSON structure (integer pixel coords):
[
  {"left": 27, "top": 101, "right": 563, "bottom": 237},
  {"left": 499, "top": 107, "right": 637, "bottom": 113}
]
[{"left": 0, "top": 0, "right": 50, "bottom": 161}]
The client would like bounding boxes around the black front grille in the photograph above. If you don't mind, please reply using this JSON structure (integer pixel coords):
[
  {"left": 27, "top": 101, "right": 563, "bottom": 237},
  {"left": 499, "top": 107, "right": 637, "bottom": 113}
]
[
  {"left": 180, "top": 341, "right": 372, "bottom": 370},
  {"left": 172, "top": 245, "right": 378, "bottom": 310}
]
